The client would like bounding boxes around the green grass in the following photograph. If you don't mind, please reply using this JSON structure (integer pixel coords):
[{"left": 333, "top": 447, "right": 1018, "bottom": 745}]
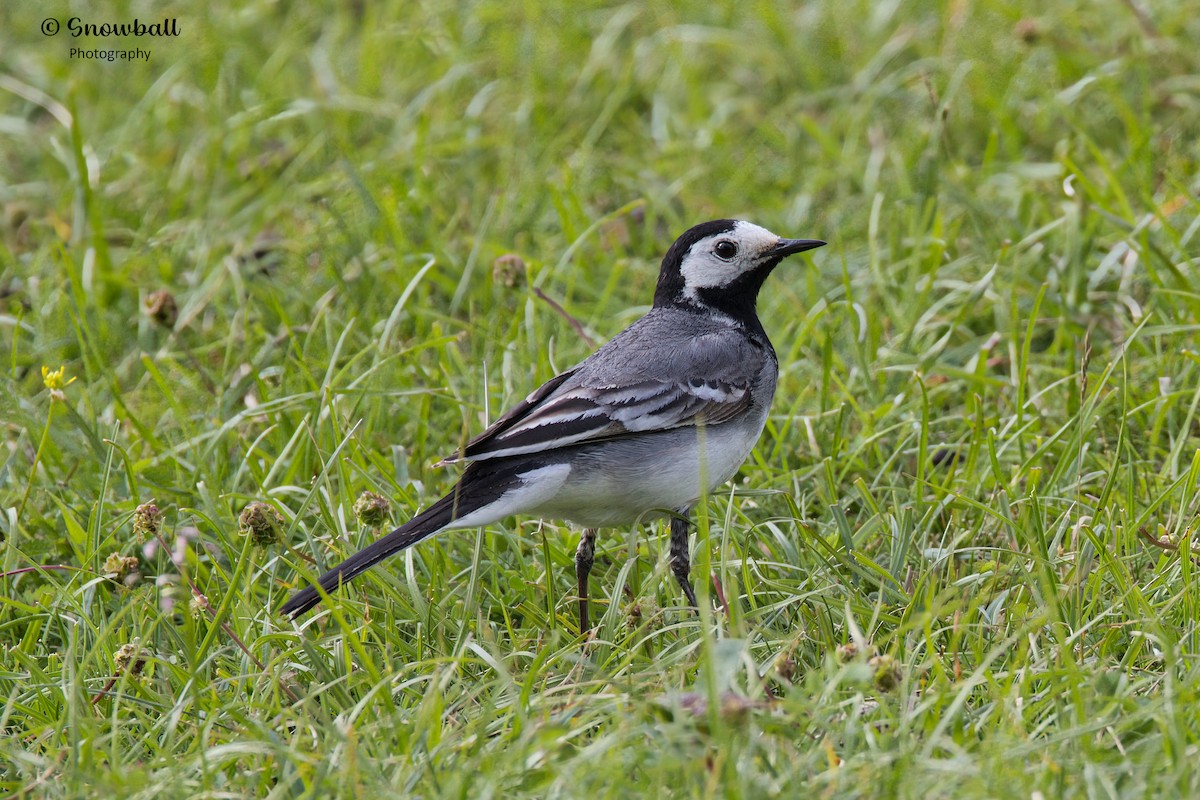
[{"left": 2, "top": 0, "right": 1200, "bottom": 796}]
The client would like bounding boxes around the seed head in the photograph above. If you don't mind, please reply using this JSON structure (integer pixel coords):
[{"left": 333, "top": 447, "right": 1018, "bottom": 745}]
[
  {"left": 103, "top": 552, "right": 140, "bottom": 584},
  {"left": 132, "top": 501, "right": 162, "bottom": 543},
  {"left": 1014, "top": 18, "right": 1039, "bottom": 43},
  {"left": 869, "top": 654, "right": 903, "bottom": 692},
  {"left": 143, "top": 289, "right": 178, "bottom": 328},
  {"left": 353, "top": 491, "right": 390, "bottom": 529},
  {"left": 114, "top": 639, "right": 146, "bottom": 676},
  {"left": 188, "top": 595, "right": 207, "bottom": 620},
  {"left": 492, "top": 253, "right": 526, "bottom": 288},
  {"left": 775, "top": 655, "right": 798, "bottom": 683},
  {"left": 239, "top": 501, "right": 285, "bottom": 547},
  {"left": 835, "top": 642, "right": 861, "bottom": 662}
]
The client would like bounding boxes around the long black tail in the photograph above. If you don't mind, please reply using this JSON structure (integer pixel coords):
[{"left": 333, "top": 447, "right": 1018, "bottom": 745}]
[{"left": 279, "top": 462, "right": 517, "bottom": 617}]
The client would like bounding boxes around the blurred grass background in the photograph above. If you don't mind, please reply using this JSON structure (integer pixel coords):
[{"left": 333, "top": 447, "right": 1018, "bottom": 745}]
[{"left": 2, "top": 0, "right": 1200, "bottom": 797}]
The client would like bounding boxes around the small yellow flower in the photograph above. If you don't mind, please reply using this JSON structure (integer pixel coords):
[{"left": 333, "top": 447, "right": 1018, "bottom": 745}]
[{"left": 41, "top": 365, "right": 76, "bottom": 401}]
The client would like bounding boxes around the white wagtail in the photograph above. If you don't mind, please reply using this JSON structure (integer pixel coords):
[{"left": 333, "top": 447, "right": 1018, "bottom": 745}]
[{"left": 281, "top": 219, "right": 825, "bottom": 629}]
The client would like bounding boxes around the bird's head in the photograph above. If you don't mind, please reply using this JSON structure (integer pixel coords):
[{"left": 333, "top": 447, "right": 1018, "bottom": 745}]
[{"left": 653, "top": 219, "right": 825, "bottom": 314}]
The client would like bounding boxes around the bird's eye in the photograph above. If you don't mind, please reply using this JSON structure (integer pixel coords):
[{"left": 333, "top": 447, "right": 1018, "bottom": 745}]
[{"left": 713, "top": 240, "right": 738, "bottom": 260}]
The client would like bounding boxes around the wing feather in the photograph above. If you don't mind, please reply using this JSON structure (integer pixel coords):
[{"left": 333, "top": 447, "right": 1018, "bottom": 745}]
[{"left": 439, "top": 319, "right": 767, "bottom": 463}]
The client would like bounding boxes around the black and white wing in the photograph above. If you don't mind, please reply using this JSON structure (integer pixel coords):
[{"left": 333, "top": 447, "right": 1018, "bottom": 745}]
[{"left": 439, "top": 322, "right": 766, "bottom": 464}]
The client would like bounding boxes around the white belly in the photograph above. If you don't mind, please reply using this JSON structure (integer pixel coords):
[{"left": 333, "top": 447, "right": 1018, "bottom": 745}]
[{"left": 527, "top": 419, "right": 763, "bottom": 527}]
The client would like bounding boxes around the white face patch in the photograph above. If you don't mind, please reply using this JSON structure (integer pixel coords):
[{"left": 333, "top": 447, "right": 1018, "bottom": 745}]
[{"left": 678, "top": 221, "right": 783, "bottom": 296}]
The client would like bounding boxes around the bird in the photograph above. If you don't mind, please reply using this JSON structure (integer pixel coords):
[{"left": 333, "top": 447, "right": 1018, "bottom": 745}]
[{"left": 280, "top": 219, "right": 825, "bottom": 630}]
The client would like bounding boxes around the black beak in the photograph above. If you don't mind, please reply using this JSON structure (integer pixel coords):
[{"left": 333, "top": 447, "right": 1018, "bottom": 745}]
[{"left": 772, "top": 238, "right": 826, "bottom": 257}]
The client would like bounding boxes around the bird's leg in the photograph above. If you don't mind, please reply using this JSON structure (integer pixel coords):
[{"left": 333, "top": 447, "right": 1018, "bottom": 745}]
[
  {"left": 669, "top": 515, "right": 699, "bottom": 609},
  {"left": 575, "top": 527, "right": 597, "bottom": 632}
]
